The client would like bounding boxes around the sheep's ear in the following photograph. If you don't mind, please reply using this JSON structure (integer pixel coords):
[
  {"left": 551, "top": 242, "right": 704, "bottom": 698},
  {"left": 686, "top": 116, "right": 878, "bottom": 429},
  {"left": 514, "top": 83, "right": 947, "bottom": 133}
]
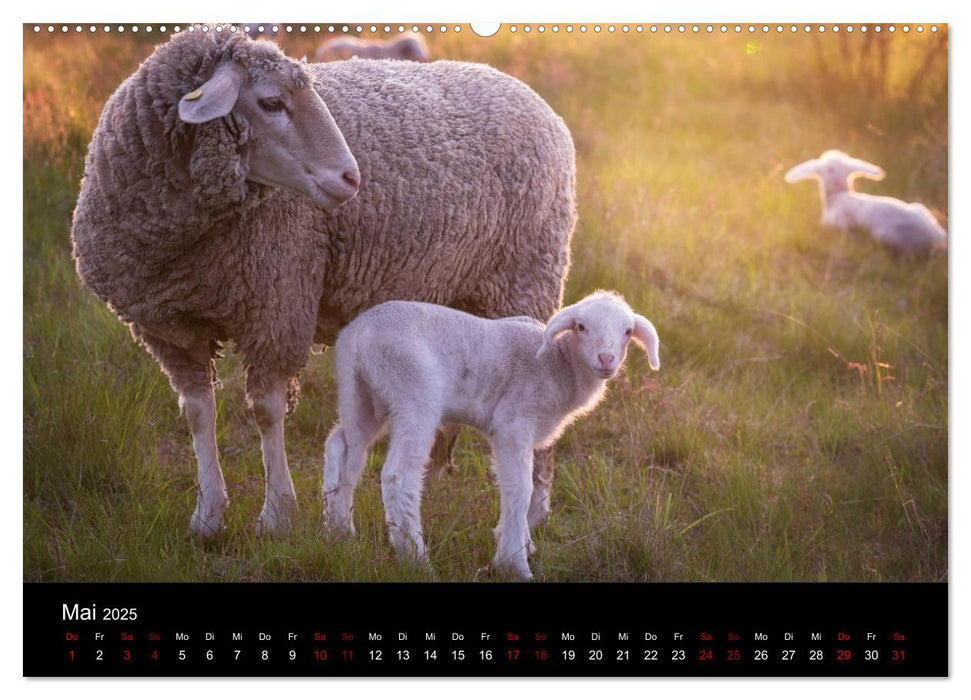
[
  {"left": 849, "top": 157, "right": 886, "bottom": 181},
  {"left": 178, "top": 62, "right": 244, "bottom": 124},
  {"left": 784, "top": 159, "right": 820, "bottom": 183},
  {"left": 632, "top": 314, "right": 660, "bottom": 371},
  {"left": 536, "top": 307, "right": 575, "bottom": 357}
]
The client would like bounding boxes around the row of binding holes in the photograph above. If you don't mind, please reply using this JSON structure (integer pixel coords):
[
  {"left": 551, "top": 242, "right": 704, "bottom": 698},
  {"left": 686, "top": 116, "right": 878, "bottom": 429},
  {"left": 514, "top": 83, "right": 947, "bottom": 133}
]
[
  {"left": 508, "top": 24, "right": 937, "bottom": 34},
  {"left": 32, "top": 24, "right": 940, "bottom": 34},
  {"left": 32, "top": 24, "right": 462, "bottom": 34}
]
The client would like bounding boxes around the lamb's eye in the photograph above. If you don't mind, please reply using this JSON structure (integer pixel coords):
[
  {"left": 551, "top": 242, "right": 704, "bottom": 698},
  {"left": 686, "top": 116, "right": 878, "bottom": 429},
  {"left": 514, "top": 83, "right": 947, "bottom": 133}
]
[
  {"left": 625, "top": 328, "right": 633, "bottom": 337},
  {"left": 576, "top": 323, "right": 586, "bottom": 333},
  {"left": 258, "top": 97, "right": 286, "bottom": 113}
]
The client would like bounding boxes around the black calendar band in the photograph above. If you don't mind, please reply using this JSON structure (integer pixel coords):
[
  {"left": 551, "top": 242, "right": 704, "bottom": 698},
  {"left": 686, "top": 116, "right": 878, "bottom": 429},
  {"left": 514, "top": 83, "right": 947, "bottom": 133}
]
[{"left": 24, "top": 582, "right": 947, "bottom": 677}]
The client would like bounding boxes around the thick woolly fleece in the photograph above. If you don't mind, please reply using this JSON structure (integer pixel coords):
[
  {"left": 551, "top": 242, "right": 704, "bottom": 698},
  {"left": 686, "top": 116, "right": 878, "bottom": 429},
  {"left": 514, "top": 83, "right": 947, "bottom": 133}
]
[{"left": 71, "top": 29, "right": 576, "bottom": 412}]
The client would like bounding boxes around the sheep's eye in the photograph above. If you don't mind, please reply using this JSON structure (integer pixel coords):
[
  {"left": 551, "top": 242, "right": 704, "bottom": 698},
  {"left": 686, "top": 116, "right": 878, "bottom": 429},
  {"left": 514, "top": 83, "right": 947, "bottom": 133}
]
[
  {"left": 625, "top": 328, "right": 633, "bottom": 337},
  {"left": 258, "top": 97, "right": 286, "bottom": 113},
  {"left": 576, "top": 323, "right": 586, "bottom": 333}
]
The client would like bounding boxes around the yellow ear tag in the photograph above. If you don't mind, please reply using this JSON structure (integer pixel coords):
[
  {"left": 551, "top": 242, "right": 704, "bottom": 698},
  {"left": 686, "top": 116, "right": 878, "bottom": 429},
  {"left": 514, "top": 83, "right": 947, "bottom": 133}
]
[{"left": 184, "top": 89, "right": 203, "bottom": 101}]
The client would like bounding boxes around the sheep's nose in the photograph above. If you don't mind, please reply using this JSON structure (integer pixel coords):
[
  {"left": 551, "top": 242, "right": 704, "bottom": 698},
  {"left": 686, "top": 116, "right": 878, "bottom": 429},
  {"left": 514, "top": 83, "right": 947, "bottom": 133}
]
[
  {"left": 598, "top": 353, "right": 616, "bottom": 367},
  {"left": 342, "top": 167, "right": 361, "bottom": 190}
]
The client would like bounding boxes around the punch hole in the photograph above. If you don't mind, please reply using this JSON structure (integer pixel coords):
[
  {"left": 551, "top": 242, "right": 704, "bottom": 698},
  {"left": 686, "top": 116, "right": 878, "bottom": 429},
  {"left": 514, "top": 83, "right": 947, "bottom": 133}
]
[{"left": 470, "top": 23, "right": 501, "bottom": 37}]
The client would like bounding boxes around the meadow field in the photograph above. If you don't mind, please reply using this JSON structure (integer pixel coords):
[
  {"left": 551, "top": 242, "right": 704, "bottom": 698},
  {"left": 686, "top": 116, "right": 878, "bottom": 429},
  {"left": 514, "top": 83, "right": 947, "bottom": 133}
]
[{"left": 23, "top": 24, "right": 947, "bottom": 582}]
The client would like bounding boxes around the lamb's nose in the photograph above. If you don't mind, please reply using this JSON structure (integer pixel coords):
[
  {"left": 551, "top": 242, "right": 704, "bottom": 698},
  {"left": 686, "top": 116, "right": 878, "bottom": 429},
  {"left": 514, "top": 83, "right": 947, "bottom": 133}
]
[
  {"left": 598, "top": 353, "right": 615, "bottom": 367},
  {"left": 342, "top": 167, "right": 360, "bottom": 190}
]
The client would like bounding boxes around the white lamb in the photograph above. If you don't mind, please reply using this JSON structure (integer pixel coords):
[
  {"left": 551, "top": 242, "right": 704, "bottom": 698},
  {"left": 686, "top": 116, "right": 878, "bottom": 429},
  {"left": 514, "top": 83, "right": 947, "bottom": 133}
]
[
  {"left": 322, "top": 291, "right": 661, "bottom": 579},
  {"left": 785, "top": 150, "right": 946, "bottom": 254}
]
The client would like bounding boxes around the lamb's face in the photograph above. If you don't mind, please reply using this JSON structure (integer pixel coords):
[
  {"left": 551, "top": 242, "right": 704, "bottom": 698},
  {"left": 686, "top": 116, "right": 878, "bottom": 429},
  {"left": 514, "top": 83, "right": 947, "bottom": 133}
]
[
  {"left": 571, "top": 298, "right": 638, "bottom": 379},
  {"left": 784, "top": 150, "right": 885, "bottom": 193},
  {"left": 538, "top": 293, "right": 660, "bottom": 376},
  {"left": 178, "top": 44, "right": 360, "bottom": 211}
]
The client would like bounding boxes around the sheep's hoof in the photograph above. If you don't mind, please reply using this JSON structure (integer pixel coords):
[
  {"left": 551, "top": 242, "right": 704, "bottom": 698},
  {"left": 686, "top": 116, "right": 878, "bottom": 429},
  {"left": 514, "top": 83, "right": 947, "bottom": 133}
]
[
  {"left": 256, "top": 494, "right": 297, "bottom": 537},
  {"left": 255, "top": 513, "right": 291, "bottom": 538},
  {"left": 189, "top": 498, "right": 228, "bottom": 540}
]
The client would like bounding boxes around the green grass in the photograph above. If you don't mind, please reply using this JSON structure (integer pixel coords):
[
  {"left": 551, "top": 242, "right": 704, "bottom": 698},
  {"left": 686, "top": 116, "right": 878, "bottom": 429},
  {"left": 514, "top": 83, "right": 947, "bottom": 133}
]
[{"left": 23, "top": 27, "right": 947, "bottom": 582}]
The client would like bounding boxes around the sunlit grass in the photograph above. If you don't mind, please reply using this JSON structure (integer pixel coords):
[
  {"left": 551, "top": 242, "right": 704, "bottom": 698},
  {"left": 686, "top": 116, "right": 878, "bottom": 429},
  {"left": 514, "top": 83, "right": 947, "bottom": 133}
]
[{"left": 23, "top": 27, "right": 947, "bottom": 582}]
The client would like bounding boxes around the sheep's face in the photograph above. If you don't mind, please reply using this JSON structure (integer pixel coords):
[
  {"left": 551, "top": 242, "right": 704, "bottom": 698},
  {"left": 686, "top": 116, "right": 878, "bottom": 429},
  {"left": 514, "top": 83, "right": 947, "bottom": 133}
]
[
  {"left": 538, "top": 293, "right": 661, "bottom": 378},
  {"left": 237, "top": 71, "right": 360, "bottom": 209},
  {"left": 179, "top": 56, "right": 360, "bottom": 211}
]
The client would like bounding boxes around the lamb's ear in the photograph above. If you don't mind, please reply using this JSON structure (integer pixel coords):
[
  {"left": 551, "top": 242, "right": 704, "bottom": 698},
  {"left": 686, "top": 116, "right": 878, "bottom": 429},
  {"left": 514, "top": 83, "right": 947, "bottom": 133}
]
[
  {"left": 632, "top": 314, "right": 660, "bottom": 371},
  {"left": 178, "top": 62, "right": 244, "bottom": 124},
  {"left": 536, "top": 307, "right": 575, "bottom": 357},
  {"left": 848, "top": 157, "right": 885, "bottom": 181},
  {"left": 784, "top": 159, "right": 820, "bottom": 183}
]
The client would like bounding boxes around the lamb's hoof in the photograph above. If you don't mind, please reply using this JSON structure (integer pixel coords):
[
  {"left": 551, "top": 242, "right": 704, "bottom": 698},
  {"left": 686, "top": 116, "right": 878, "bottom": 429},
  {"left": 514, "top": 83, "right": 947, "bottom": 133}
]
[
  {"left": 493, "top": 557, "right": 533, "bottom": 581},
  {"left": 323, "top": 512, "right": 355, "bottom": 538},
  {"left": 527, "top": 502, "right": 550, "bottom": 530},
  {"left": 189, "top": 499, "right": 228, "bottom": 540}
]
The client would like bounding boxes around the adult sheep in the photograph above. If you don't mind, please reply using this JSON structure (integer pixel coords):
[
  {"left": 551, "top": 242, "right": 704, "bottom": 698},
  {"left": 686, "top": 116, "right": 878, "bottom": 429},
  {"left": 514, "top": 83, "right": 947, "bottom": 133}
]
[
  {"left": 314, "top": 34, "right": 430, "bottom": 62},
  {"left": 71, "top": 28, "right": 576, "bottom": 539}
]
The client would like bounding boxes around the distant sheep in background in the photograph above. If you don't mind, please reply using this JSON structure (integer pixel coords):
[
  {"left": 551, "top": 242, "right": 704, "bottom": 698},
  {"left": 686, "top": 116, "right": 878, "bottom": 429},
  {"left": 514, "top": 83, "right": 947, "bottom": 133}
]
[
  {"left": 314, "top": 34, "right": 430, "bottom": 62},
  {"left": 785, "top": 150, "right": 946, "bottom": 254},
  {"left": 322, "top": 292, "right": 661, "bottom": 580}
]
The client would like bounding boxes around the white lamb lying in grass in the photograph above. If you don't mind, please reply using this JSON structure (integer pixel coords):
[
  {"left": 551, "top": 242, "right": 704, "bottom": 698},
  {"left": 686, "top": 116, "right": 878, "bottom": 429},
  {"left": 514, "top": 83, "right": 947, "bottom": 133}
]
[
  {"left": 322, "top": 291, "right": 661, "bottom": 579},
  {"left": 785, "top": 149, "right": 947, "bottom": 255}
]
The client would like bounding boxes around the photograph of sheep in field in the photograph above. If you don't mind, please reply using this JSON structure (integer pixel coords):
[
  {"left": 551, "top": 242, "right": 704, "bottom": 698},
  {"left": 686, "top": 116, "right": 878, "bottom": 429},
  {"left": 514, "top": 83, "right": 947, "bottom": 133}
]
[{"left": 23, "top": 24, "right": 947, "bottom": 583}]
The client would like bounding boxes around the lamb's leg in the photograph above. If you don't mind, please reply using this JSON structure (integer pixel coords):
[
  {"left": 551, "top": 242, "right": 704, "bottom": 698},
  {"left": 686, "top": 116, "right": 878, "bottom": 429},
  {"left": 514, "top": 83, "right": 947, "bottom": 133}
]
[
  {"left": 492, "top": 437, "right": 534, "bottom": 580},
  {"left": 323, "top": 419, "right": 381, "bottom": 535},
  {"left": 248, "top": 374, "right": 297, "bottom": 536},
  {"left": 140, "top": 334, "right": 227, "bottom": 538},
  {"left": 324, "top": 374, "right": 383, "bottom": 535},
  {"left": 528, "top": 445, "right": 554, "bottom": 529},
  {"left": 429, "top": 425, "right": 460, "bottom": 476},
  {"left": 382, "top": 417, "right": 438, "bottom": 562}
]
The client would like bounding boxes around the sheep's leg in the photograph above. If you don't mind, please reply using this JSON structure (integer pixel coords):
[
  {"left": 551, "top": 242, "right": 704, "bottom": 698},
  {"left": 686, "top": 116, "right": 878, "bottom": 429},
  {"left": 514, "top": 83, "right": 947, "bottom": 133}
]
[
  {"left": 248, "top": 374, "right": 297, "bottom": 536},
  {"left": 492, "top": 438, "right": 534, "bottom": 580},
  {"left": 139, "top": 334, "right": 228, "bottom": 538},
  {"left": 184, "top": 386, "right": 229, "bottom": 538},
  {"left": 382, "top": 418, "right": 437, "bottom": 562},
  {"left": 527, "top": 445, "right": 554, "bottom": 529}
]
